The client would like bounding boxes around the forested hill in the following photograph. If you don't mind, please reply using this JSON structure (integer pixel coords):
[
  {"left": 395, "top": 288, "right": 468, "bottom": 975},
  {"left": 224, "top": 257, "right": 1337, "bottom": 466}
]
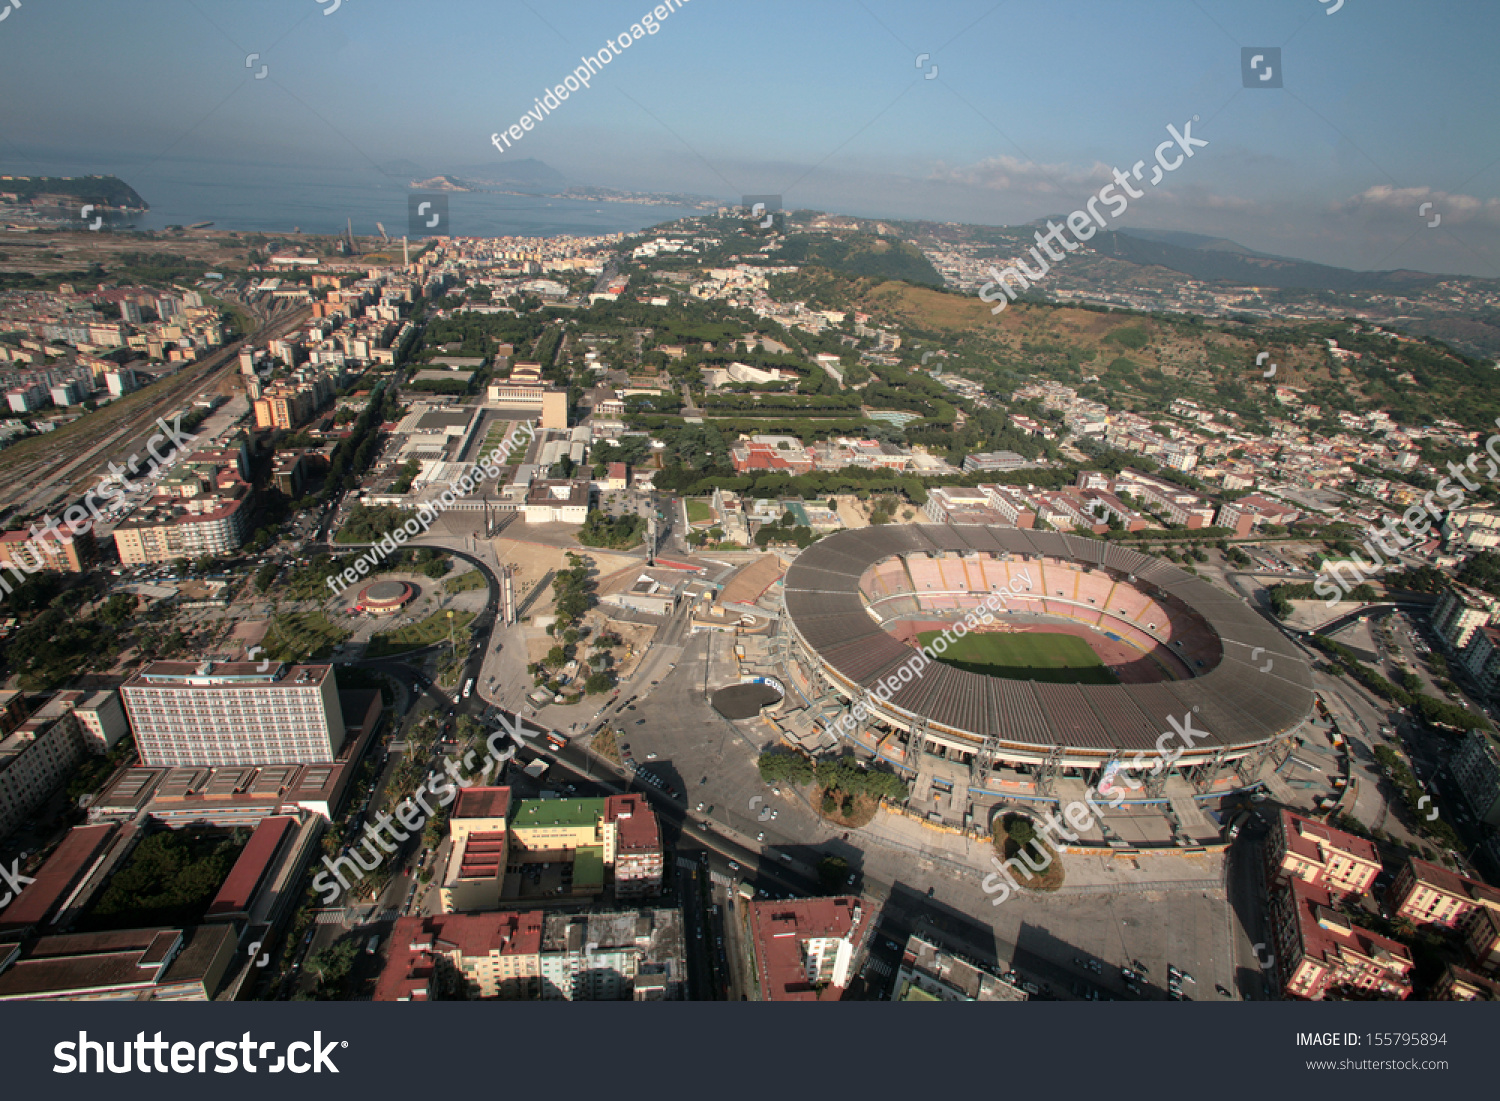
[{"left": 0, "top": 175, "right": 148, "bottom": 210}]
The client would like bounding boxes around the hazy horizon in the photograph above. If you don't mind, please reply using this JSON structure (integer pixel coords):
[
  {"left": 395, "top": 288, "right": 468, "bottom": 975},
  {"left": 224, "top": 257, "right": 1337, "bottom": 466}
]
[{"left": 2, "top": 0, "right": 1496, "bottom": 277}]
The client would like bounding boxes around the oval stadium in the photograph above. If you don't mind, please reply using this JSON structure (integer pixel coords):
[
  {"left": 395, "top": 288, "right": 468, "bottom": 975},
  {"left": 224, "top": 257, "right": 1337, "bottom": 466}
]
[{"left": 779, "top": 525, "right": 1315, "bottom": 813}]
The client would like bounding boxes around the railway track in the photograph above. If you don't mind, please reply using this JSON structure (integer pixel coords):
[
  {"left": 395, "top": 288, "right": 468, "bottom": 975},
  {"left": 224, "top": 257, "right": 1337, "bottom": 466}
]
[{"left": 0, "top": 297, "right": 310, "bottom": 520}]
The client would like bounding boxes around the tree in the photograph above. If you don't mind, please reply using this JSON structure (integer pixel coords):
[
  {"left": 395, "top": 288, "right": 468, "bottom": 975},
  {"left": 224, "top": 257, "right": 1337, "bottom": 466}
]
[
  {"left": 584, "top": 671, "right": 616, "bottom": 695},
  {"left": 757, "top": 750, "right": 814, "bottom": 784}
]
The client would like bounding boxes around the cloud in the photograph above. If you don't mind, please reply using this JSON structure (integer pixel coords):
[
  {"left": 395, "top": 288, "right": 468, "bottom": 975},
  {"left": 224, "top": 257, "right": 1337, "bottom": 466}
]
[
  {"left": 1336, "top": 185, "right": 1500, "bottom": 228},
  {"left": 930, "top": 155, "right": 1264, "bottom": 219},
  {"left": 929, "top": 154, "right": 1107, "bottom": 197}
]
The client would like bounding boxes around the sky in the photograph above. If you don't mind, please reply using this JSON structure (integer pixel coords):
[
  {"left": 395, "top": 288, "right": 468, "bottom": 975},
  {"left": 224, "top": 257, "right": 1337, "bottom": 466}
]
[{"left": 1, "top": 0, "right": 1497, "bottom": 276}]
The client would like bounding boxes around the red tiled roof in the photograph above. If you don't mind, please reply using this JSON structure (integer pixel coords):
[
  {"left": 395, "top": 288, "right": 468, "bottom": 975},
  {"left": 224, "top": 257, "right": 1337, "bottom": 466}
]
[
  {"left": 605, "top": 794, "right": 661, "bottom": 852},
  {"left": 453, "top": 786, "right": 511, "bottom": 821},
  {"left": 1286, "top": 879, "right": 1412, "bottom": 987},
  {"left": 374, "top": 912, "right": 543, "bottom": 1001},
  {"left": 0, "top": 824, "right": 116, "bottom": 932},
  {"left": 746, "top": 896, "right": 867, "bottom": 1002},
  {"left": 207, "top": 815, "right": 295, "bottom": 917},
  {"left": 1281, "top": 808, "right": 1378, "bottom": 865}
]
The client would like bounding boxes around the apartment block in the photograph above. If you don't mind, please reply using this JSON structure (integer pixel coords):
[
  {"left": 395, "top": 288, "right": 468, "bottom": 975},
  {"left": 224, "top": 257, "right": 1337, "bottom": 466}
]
[
  {"left": 745, "top": 896, "right": 870, "bottom": 1001},
  {"left": 1432, "top": 585, "right": 1497, "bottom": 652},
  {"left": 895, "top": 934, "right": 1027, "bottom": 1001},
  {"left": 1463, "top": 906, "right": 1500, "bottom": 973},
  {"left": 1268, "top": 879, "right": 1413, "bottom": 1001},
  {"left": 1463, "top": 626, "right": 1500, "bottom": 696},
  {"left": 51, "top": 689, "right": 129, "bottom": 753},
  {"left": 1387, "top": 856, "right": 1500, "bottom": 930},
  {"left": 120, "top": 661, "right": 346, "bottom": 768},
  {"left": 1433, "top": 964, "right": 1500, "bottom": 1001},
  {"left": 0, "top": 697, "right": 88, "bottom": 839},
  {"left": 111, "top": 473, "right": 251, "bottom": 565},
  {"left": 438, "top": 787, "right": 662, "bottom": 912},
  {"left": 375, "top": 908, "right": 684, "bottom": 1001},
  {"left": 1264, "top": 808, "right": 1381, "bottom": 902},
  {"left": 0, "top": 527, "right": 94, "bottom": 574},
  {"left": 1450, "top": 729, "right": 1500, "bottom": 827},
  {"left": 1215, "top": 494, "right": 1300, "bottom": 536},
  {"left": 1113, "top": 469, "right": 1216, "bottom": 528}
]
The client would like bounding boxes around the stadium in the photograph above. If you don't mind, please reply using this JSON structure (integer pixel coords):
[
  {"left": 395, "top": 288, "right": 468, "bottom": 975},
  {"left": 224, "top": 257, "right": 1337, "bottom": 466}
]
[{"left": 779, "top": 525, "right": 1315, "bottom": 820}]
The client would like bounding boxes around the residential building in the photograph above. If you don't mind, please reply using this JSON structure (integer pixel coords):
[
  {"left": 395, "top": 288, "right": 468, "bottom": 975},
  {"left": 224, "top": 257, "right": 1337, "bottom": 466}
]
[
  {"left": 1215, "top": 494, "right": 1300, "bottom": 536},
  {"left": 438, "top": 787, "right": 663, "bottom": 912},
  {"left": 1463, "top": 625, "right": 1500, "bottom": 695},
  {"left": 1264, "top": 809, "right": 1381, "bottom": 902},
  {"left": 1463, "top": 906, "right": 1500, "bottom": 973},
  {"left": 894, "top": 934, "right": 1027, "bottom": 1001},
  {"left": 374, "top": 908, "right": 684, "bottom": 1001},
  {"left": 111, "top": 472, "right": 251, "bottom": 565},
  {"left": 51, "top": 689, "right": 128, "bottom": 753},
  {"left": 745, "top": 896, "right": 871, "bottom": 1001},
  {"left": 536, "top": 909, "right": 684, "bottom": 1000},
  {"left": 1268, "top": 879, "right": 1413, "bottom": 1001},
  {"left": 1432, "top": 585, "right": 1497, "bottom": 652},
  {"left": 1449, "top": 729, "right": 1500, "bottom": 827},
  {"left": 0, "top": 527, "right": 94, "bottom": 574},
  {"left": 0, "top": 697, "right": 90, "bottom": 839},
  {"left": 605, "top": 794, "right": 663, "bottom": 899},
  {"left": 1433, "top": 964, "right": 1500, "bottom": 1001},
  {"left": 120, "top": 661, "right": 346, "bottom": 768},
  {"left": 253, "top": 379, "right": 330, "bottom": 430},
  {"left": 1387, "top": 856, "right": 1500, "bottom": 929}
]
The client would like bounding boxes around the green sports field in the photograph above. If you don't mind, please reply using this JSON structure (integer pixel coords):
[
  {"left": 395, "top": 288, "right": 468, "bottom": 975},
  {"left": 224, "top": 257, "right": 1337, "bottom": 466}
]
[{"left": 916, "top": 630, "right": 1117, "bottom": 685}]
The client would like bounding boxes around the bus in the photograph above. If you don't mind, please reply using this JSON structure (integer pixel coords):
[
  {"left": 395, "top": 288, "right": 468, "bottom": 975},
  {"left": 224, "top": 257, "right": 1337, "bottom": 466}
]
[
  {"left": 545, "top": 732, "right": 567, "bottom": 752},
  {"left": 462, "top": 679, "right": 474, "bottom": 699}
]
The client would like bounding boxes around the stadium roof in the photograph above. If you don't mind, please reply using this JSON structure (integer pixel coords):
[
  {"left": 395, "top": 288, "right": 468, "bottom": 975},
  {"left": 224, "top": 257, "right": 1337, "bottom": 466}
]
[{"left": 783, "top": 525, "right": 1313, "bottom": 754}]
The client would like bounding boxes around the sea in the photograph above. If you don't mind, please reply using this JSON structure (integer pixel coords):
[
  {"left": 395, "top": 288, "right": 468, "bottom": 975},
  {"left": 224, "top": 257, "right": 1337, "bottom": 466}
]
[{"left": 13, "top": 159, "right": 705, "bottom": 240}]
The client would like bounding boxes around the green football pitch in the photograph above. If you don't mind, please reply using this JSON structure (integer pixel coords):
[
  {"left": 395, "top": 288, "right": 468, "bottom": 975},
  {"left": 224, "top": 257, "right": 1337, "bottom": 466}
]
[{"left": 915, "top": 629, "right": 1117, "bottom": 685}]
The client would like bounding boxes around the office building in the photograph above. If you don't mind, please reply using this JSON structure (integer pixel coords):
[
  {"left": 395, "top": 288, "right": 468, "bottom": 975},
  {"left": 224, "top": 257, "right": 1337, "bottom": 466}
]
[{"left": 120, "top": 661, "right": 346, "bottom": 768}]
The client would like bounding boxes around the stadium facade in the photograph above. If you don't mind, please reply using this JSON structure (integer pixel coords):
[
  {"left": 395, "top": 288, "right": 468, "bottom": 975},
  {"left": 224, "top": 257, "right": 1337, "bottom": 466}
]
[{"left": 780, "top": 526, "right": 1314, "bottom": 808}]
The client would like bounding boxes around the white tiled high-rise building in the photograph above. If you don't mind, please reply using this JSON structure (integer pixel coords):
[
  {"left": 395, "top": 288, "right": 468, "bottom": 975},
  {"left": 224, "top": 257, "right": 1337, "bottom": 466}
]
[{"left": 120, "top": 661, "right": 345, "bottom": 768}]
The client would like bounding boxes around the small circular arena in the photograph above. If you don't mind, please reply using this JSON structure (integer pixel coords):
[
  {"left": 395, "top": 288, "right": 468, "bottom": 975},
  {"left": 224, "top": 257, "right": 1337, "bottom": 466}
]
[
  {"left": 357, "top": 579, "right": 415, "bottom": 617},
  {"left": 780, "top": 525, "right": 1315, "bottom": 805}
]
